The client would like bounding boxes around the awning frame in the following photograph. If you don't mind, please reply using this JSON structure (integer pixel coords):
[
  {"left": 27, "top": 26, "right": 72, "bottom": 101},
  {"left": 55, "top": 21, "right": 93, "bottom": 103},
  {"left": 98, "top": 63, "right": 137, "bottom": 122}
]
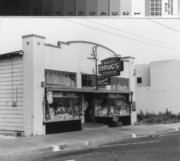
[{"left": 45, "top": 85, "right": 132, "bottom": 94}]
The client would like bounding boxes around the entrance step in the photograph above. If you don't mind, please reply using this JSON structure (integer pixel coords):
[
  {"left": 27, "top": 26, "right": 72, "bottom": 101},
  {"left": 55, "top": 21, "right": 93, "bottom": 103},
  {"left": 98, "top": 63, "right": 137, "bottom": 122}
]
[{"left": 82, "top": 122, "right": 109, "bottom": 131}]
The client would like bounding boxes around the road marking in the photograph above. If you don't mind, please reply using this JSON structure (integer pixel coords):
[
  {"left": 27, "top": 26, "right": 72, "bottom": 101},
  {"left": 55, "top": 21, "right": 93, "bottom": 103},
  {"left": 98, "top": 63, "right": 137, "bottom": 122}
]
[
  {"left": 159, "top": 133, "right": 180, "bottom": 137},
  {"left": 101, "top": 140, "right": 161, "bottom": 148},
  {"left": 65, "top": 160, "right": 76, "bottom": 161}
]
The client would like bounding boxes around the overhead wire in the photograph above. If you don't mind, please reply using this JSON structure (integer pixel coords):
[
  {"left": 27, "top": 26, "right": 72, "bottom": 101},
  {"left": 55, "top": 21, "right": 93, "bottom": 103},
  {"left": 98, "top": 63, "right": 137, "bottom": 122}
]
[
  {"left": 82, "top": 18, "right": 180, "bottom": 50},
  {"left": 148, "top": 19, "right": 180, "bottom": 33},
  {"left": 135, "top": 18, "right": 180, "bottom": 73},
  {"left": 62, "top": 18, "right": 180, "bottom": 53},
  {"left": 88, "top": 19, "right": 180, "bottom": 72},
  {"left": 145, "top": 19, "right": 180, "bottom": 72},
  {"left": 61, "top": 18, "right": 180, "bottom": 74}
]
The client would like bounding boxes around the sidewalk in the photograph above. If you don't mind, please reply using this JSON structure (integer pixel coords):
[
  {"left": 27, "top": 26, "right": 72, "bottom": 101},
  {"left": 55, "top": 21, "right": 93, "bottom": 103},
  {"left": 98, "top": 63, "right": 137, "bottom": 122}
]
[{"left": 0, "top": 122, "right": 180, "bottom": 160}]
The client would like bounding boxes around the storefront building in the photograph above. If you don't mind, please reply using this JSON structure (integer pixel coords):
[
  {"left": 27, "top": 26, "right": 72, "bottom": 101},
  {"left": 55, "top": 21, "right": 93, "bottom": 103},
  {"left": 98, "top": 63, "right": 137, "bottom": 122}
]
[{"left": 0, "top": 34, "right": 136, "bottom": 136}]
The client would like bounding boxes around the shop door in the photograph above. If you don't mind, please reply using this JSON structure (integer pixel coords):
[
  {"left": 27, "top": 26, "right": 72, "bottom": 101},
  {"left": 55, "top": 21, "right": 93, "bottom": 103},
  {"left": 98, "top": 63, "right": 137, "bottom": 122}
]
[{"left": 84, "top": 94, "right": 93, "bottom": 122}]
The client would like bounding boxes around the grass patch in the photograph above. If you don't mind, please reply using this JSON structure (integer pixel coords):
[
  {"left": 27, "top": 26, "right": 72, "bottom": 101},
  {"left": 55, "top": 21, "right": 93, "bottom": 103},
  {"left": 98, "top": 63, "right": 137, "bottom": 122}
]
[{"left": 137, "top": 109, "right": 180, "bottom": 124}]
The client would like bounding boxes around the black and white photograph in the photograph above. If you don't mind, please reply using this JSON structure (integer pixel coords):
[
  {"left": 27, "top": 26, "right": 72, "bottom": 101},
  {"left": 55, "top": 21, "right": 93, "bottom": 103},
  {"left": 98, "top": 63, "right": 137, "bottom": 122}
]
[{"left": 0, "top": 1, "right": 180, "bottom": 161}]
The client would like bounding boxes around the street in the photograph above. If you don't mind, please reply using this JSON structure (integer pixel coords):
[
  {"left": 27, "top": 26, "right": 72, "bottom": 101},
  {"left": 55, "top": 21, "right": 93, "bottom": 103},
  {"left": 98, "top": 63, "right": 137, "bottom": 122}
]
[{"left": 12, "top": 132, "right": 180, "bottom": 161}]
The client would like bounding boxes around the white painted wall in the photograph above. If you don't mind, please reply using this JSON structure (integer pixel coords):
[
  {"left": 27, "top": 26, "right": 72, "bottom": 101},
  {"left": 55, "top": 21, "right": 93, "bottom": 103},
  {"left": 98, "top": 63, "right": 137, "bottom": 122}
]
[
  {"left": 22, "top": 35, "right": 45, "bottom": 136},
  {"left": 137, "top": 87, "right": 180, "bottom": 114},
  {"left": 150, "top": 60, "right": 180, "bottom": 90},
  {"left": 128, "top": 58, "right": 137, "bottom": 124},
  {"left": 44, "top": 43, "right": 130, "bottom": 79},
  {"left": 136, "top": 60, "right": 180, "bottom": 114},
  {"left": 136, "top": 64, "right": 150, "bottom": 87}
]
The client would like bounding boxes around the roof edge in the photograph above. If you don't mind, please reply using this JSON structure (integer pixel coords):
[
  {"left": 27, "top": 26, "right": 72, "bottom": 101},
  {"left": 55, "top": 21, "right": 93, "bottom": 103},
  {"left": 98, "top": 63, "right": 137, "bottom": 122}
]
[
  {"left": 67, "top": 40, "right": 116, "bottom": 55},
  {"left": 22, "top": 34, "right": 46, "bottom": 39},
  {"left": 0, "top": 50, "right": 23, "bottom": 60}
]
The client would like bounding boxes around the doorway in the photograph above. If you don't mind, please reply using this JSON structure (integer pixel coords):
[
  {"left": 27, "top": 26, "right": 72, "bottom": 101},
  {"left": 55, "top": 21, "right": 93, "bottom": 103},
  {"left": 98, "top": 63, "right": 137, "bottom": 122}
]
[{"left": 84, "top": 94, "right": 93, "bottom": 122}]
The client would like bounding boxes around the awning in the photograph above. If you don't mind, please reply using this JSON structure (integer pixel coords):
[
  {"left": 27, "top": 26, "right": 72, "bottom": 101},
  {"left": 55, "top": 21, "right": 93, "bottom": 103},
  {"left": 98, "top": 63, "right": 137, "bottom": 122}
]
[{"left": 46, "top": 86, "right": 132, "bottom": 94}]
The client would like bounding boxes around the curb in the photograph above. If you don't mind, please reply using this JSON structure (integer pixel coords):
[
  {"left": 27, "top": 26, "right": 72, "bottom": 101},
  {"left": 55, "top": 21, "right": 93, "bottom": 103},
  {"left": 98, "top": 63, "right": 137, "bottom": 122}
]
[{"left": 1, "top": 127, "right": 180, "bottom": 160}]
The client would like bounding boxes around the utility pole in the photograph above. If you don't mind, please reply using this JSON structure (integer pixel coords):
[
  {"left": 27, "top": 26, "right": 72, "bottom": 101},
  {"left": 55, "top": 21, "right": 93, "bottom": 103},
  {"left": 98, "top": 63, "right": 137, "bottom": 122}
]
[
  {"left": 87, "top": 46, "right": 98, "bottom": 90},
  {"left": 94, "top": 46, "right": 98, "bottom": 90}
]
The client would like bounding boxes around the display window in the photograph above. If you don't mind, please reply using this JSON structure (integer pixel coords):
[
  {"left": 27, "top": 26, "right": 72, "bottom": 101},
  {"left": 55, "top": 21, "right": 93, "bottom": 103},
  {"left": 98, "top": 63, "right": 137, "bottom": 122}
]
[
  {"left": 109, "top": 99, "right": 130, "bottom": 116},
  {"left": 45, "top": 92, "right": 82, "bottom": 122},
  {"left": 95, "top": 94, "right": 130, "bottom": 117}
]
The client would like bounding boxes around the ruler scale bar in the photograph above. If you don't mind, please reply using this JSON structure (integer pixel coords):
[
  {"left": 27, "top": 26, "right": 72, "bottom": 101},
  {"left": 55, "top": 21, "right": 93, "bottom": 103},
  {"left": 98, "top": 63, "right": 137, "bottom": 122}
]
[
  {"left": 97, "top": 0, "right": 109, "bottom": 16},
  {"left": 53, "top": 0, "right": 64, "bottom": 16},
  {"left": 86, "top": 0, "right": 98, "bottom": 16},
  {"left": 64, "top": 0, "right": 76, "bottom": 16},
  {"left": 132, "top": 0, "right": 145, "bottom": 17},
  {"left": 0, "top": 0, "right": 179, "bottom": 17},
  {"left": 76, "top": 0, "right": 86, "bottom": 16},
  {"left": 42, "top": 0, "right": 53, "bottom": 15},
  {"left": 109, "top": 0, "right": 120, "bottom": 16},
  {"left": 120, "top": 0, "right": 132, "bottom": 16}
]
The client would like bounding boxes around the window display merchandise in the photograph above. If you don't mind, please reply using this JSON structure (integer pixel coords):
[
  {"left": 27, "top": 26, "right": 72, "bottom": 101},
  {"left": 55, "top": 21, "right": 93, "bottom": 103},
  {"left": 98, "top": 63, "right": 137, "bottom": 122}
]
[
  {"left": 95, "top": 94, "right": 130, "bottom": 117},
  {"left": 45, "top": 92, "right": 82, "bottom": 122}
]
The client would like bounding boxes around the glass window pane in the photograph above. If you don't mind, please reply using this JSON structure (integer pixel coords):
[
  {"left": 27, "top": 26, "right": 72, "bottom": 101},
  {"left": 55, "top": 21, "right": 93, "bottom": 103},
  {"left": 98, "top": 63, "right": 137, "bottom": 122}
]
[
  {"left": 54, "top": 72, "right": 59, "bottom": 84},
  {"left": 45, "top": 70, "right": 76, "bottom": 87}
]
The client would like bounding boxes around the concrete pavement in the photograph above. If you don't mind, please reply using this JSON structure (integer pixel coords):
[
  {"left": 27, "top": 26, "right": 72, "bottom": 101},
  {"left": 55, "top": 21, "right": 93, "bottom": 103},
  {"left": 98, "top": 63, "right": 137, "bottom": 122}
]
[{"left": 0, "top": 122, "right": 180, "bottom": 160}]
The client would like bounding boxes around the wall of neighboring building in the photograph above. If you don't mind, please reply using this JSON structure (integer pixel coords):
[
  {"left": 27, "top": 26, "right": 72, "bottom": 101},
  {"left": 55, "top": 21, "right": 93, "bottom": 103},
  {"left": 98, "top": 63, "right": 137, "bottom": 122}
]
[
  {"left": 136, "top": 64, "right": 150, "bottom": 87},
  {"left": 150, "top": 60, "right": 180, "bottom": 90},
  {"left": 0, "top": 57, "right": 23, "bottom": 132},
  {"left": 137, "top": 87, "right": 180, "bottom": 114},
  {"left": 136, "top": 60, "right": 180, "bottom": 114}
]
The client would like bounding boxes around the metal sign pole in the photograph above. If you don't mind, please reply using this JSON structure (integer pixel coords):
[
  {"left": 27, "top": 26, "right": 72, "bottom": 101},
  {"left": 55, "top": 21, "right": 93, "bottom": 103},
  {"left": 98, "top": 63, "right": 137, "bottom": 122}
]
[{"left": 94, "top": 46, "right": 98, "bottom": 90}]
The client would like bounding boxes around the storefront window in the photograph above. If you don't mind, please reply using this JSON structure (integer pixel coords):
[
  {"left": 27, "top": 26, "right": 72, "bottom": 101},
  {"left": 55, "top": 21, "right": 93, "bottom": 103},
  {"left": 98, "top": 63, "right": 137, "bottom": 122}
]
[
  {"left": 109, "top": 99, "right": 130, "bottom": 116},
  {"left": 45, "top": 92, "right": 82, "bottom": 121},
  {"left": 45, "top": 70, "right": 77, "bottom": 87},
  {"left": 82, "top": 74, "right": 106, "bottom": 88},
  {"left": 82, "top": 74, "right": 96, "bottom": 87},
  {"left": 95, "top": 94, "right": 130, "bottom": 117},
  {"left": 111, "top": 77, "right": 129, "bottom": 90}
]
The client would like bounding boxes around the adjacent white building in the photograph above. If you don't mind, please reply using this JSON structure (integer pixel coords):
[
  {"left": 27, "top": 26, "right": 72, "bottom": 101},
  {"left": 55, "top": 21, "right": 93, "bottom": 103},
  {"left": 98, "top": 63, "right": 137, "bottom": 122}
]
[
  {"left": 136, "top": 59, "right": 180, "bottom": 114},
  {"left": 0, "top": 34, "right": 136, "bottom": 136}
]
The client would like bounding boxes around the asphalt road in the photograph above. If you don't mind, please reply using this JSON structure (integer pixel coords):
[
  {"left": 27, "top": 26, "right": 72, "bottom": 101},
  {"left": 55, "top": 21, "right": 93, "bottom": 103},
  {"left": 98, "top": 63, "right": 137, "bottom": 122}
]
[{"left": 12, "top": 132, "right": 180, "bottom": 161}]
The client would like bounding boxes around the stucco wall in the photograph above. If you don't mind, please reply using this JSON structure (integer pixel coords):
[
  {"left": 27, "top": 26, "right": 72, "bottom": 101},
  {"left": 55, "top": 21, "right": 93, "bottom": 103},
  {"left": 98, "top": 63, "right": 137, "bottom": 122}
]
[
  {"left": 136, "top": 64, "right": 150, "bottom": 87},
  {"left": 44, "top": 43, "right": 130, "bottom": 79},
  {"left": 137, "top": 87, "right": 180, "bottom": 114},
  {"left": 136, "top": 60, "right": 180, "bottom": 114},
  {"left": 150, "top": 60, "right": 180, "bottom": 90}
]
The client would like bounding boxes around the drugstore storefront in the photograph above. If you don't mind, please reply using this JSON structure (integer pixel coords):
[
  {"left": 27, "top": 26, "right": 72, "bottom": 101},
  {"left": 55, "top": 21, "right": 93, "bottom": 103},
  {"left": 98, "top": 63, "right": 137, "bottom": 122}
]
[
  {"left": 0, "top": 34, "right": 136, "bottom": 136},
  {"left": 44, "top": 85, "right": 133, "bottom": 134},
  {"left": 42, "top": 54, "right": 135, "bottom": 134}
]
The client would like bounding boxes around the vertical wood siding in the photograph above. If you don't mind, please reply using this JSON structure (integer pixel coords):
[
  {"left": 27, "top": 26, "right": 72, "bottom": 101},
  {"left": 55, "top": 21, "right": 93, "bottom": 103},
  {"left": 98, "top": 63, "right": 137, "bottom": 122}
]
[{"left": 0, "top": 57, "right": 23, "bottom": 131}]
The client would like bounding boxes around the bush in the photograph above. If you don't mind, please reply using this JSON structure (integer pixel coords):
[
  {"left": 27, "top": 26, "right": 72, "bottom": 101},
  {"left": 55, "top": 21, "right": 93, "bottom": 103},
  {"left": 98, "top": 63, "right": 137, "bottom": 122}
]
[
  {"left": 137, "top": 110, "right": 145, "bottom": 121},
  {"left": 137, "top": 109, "right": 180, "bottom": 124}
]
